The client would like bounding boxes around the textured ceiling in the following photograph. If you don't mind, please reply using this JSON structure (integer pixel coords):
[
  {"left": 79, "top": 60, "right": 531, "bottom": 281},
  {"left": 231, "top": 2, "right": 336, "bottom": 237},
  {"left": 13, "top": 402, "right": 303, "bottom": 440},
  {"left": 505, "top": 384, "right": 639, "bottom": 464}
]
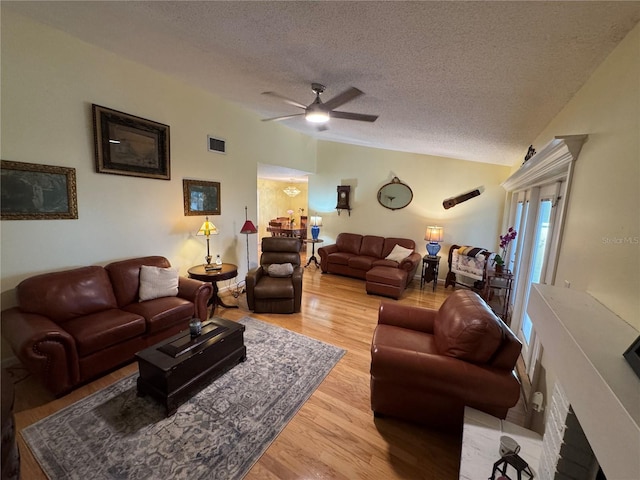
[{"left": 5, "top": 1, "right": 640, "bottom": 167}]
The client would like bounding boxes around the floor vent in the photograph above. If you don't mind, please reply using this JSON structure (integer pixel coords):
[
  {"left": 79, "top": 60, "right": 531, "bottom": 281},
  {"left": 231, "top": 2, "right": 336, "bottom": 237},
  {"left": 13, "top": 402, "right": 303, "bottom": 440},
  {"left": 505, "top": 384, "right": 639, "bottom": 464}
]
[{"left": 207, "top": 136, "right": 226, "bottom": 154}]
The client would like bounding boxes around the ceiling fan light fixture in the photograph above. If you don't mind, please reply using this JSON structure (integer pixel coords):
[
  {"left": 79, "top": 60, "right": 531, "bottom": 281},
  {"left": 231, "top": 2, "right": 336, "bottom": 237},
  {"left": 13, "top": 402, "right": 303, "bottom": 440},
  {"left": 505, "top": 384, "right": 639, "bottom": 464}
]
[{"left": 305, "top": 109, "right": 330, "bottom": 124}]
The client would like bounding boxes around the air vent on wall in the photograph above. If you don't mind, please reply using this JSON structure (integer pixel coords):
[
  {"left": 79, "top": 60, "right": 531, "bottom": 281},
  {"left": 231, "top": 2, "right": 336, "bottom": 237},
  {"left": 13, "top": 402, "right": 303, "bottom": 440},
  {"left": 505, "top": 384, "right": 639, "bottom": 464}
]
[{"left": 207, "top": 135, "right": 226, "bottom": 154}]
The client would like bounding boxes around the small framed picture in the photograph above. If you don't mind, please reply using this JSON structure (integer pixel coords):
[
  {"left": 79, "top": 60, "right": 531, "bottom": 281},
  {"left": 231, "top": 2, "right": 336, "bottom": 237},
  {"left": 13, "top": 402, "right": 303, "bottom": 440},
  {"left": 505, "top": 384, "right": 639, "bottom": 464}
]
[
  {"left": 1, "top": 160, "right": 78, "bottom": 220},
  {"left": 183, "top": 179, "right": 221, "bottom": 216},
  {"left": 92, "top": 104, "right": 170, "bottom": 180}
]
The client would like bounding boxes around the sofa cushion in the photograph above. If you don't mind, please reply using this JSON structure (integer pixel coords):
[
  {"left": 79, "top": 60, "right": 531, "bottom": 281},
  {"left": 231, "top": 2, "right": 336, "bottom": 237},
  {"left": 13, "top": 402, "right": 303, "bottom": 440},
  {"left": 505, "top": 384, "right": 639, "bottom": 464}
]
[
  {"left": 253, "top": 277, "right": 295, "bottom": 299},
  {"left": 63, "top": 309, "right": 146, "bottom": 357},
  {"left": 16, "top": 266, "right": 118, "bottom": 323},
  {"left": 371, "top": 258, "right": 400, "bottom": 268},
  {"left": 434, "top": 290, "right": 503, "bottom": 363},
  {"left": 348, "top": 255, "right": 378, "bottom": 271},
  {"left": 139, "top": 265, "right": 179, "bottom": 301},
  {"left": 336, "top": 233, "right": 363, "bottom": 255},
  {"left": 360, "top": 236, "right": 385, "bottom": 258},
  {"left": 106, "top": 256, "right": 172, "bottom": 307},
  {"left": 385, "top": 244, "right": 414, "bottom": 262},
  {"left": 124, "top": 297, "right": 194, "bottom": 334},
  {"left": 327, "top": 251, "right": 355, "bottom": 266}
]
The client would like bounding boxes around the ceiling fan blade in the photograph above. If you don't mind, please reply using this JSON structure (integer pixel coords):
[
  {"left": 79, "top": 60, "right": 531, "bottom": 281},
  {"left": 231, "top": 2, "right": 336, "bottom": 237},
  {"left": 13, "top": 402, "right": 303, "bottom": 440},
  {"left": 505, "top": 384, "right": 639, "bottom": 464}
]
[
  {"left": 262, "top": 91, "right": 307, "bottom": 110},
  {"left": 331, "top": 111, "right": 378, "bottom": 122},
  {"left": 322, "top": 87, "right": 364, "bottom": 111},
  {"left": 262, "top": 113, "right": 304, "bottom": 122}
]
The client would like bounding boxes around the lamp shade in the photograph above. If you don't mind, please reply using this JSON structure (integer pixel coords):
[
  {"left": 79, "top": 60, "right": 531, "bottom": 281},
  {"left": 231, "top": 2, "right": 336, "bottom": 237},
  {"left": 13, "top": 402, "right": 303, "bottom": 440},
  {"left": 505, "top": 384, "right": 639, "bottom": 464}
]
[
  {"left": 424, "top": 226, "right": 444, "bottom": 243},
  {"left": 310, "top": 216, "right": 323, "bottom": 227},
  {"left": 196, "top": 217, "right": 218, "bottom": 236},
  {"left": 240, "top": 220, "right": 258, "bottom": 234}
]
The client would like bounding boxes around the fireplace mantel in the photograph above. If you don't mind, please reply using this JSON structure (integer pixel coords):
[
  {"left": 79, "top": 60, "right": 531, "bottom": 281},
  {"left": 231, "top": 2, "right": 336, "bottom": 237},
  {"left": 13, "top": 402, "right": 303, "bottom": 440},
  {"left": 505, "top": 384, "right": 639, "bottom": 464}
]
[{"left": 527, "top": 284, "right": 640, "bottom": 479}]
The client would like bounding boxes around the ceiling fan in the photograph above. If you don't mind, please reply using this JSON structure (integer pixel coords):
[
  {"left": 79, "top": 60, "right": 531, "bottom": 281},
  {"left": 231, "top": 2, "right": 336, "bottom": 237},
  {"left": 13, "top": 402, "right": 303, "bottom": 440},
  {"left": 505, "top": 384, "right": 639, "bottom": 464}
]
[{"left": 261, "top": 83, "right": 378, "bottom": 129}]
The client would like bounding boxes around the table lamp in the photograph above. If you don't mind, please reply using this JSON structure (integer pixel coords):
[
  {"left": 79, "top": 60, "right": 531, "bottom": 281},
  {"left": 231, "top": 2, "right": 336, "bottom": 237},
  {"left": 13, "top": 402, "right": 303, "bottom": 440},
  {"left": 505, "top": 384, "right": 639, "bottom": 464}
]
[
  {"left": 425, "top": 226, "right": 444, "bottom": 256},
  {"left": 240, "top": 206, "right": 258, "bottom": 271},
  {"left": 310, "top": 215, "right": 323, "bottom": 240},
  {"left": 196, "top": 217, "right": 219, "bottom": 268}
]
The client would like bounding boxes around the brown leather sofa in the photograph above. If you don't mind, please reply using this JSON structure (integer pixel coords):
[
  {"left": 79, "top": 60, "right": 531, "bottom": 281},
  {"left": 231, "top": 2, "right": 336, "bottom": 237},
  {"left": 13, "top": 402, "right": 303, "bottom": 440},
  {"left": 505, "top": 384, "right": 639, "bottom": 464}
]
[
  {"left": 246, "top": 237, "right": 303, "bottom": 314},
  {"left": 318, "top": 233, "right": 421, "bottom": 299},
  {"left": 370, "top": 290, "right": 522, "bottom": 429},
  {"left": 1, "top": 256, "right": 213, "bottom": 396}
]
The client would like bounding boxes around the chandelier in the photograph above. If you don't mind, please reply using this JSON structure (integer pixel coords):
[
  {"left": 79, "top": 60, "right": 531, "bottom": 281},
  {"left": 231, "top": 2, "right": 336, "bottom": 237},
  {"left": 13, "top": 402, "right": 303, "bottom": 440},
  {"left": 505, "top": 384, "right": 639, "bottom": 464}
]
[{"left": 283, "top": 185, "right": 301, "bottom": 197}]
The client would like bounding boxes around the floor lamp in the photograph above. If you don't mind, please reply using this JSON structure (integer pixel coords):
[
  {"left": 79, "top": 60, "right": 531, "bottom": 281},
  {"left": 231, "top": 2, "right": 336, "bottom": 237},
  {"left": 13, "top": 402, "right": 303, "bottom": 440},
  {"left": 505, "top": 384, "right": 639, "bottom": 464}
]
[{"left": 240, "top": 206, "right": 258, "bottom": 271}]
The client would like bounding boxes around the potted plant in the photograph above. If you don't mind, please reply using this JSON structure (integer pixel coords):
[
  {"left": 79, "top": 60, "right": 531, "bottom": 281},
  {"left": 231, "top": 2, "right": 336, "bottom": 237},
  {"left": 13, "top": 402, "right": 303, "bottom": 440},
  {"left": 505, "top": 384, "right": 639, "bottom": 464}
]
[{"left": 493, "top": 227, "right": 517, "bottom": 273}]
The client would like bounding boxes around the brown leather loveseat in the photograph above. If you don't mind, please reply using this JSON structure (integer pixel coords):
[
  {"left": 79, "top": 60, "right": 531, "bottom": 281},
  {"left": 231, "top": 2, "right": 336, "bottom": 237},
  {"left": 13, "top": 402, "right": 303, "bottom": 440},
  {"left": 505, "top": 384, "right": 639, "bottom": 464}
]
[
  {"left": 318, "top": 232, "right": 421, "bottom": 299},
  {"left": 1, "top": 256, "right": 213, "bottom": 396},
  {"left": 370, "top": 290, "right": 522, "bottom": 428}
]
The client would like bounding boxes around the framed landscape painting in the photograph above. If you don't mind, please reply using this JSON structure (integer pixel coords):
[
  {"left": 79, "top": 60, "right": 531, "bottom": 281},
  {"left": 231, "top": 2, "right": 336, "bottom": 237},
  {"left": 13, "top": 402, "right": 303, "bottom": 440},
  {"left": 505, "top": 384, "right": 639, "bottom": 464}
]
[
  {"left": 1, "top": 160, "right": 78, "bottom": 220},
  {"left": 183, "top": 179, "right": 221, "bottom": 216},
  {"left": 92, "top": 104, "right": 170, "bottom": 180}
]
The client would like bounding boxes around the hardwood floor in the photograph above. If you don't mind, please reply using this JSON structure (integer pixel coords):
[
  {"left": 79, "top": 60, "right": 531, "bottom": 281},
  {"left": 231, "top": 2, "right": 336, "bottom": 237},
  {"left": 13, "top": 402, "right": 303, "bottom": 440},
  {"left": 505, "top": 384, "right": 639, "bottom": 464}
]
[{"left": 9, "top": 264, "right": 527, "bottom": 479}]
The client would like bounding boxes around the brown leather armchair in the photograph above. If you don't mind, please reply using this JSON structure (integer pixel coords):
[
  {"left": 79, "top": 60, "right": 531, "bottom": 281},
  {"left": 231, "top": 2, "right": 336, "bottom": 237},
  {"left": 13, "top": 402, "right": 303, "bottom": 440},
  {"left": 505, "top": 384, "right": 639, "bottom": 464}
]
[
  {"left": 370, "top": 290, "right": 522, "bottom": 429},
  {"left": 246, "top": 237, "right": 303, "bottom": 314}
]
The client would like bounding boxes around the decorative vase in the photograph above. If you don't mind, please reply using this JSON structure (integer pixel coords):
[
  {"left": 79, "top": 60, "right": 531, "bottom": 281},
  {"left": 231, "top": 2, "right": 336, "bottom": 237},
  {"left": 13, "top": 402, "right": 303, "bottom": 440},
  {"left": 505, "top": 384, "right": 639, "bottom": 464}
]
[
  {"left": 311, "top": 225, "right": 320, "bottom": 240},
  {"left": 495, "top": 264, "right": 504, "bottom": 274}
]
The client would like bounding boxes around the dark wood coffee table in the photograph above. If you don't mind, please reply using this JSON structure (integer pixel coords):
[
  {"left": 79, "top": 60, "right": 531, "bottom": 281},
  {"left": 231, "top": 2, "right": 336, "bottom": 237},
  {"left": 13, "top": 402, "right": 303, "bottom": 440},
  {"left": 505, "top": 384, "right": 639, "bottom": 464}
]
[{"left": 135, "top": 317, "right": 246, "bottom": 416}]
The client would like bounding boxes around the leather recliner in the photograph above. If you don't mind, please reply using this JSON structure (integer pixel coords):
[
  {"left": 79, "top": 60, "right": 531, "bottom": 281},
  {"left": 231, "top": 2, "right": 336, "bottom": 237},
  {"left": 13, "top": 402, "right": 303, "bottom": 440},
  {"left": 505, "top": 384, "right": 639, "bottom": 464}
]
[
  {"left": 370, "top": 290, "right": 522, "bottom": 429},
  {"left": 245, "top": 237, "right": 303, "bottom": 314}
]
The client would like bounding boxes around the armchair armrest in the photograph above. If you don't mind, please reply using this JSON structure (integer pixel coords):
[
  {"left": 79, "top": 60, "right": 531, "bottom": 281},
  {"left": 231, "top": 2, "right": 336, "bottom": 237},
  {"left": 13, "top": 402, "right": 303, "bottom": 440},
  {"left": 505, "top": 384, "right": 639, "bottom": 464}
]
[
  {"left": 370, "top": 344, "right": 520, "bottom": 409},
  {"left": 1, "top": 307, "right": 79, "bottom": 396},
  {"left": 378, "top": 302, "right": 437, "bottom": 333},
  {"left": 245, "top": 266, "right": 265, "bottom": 310},
  {"left": 292, "top": 265, "right": 303, "bottom": 312},
  {"left": 178, "top": 276, "right": 214, "bottom": 321}
]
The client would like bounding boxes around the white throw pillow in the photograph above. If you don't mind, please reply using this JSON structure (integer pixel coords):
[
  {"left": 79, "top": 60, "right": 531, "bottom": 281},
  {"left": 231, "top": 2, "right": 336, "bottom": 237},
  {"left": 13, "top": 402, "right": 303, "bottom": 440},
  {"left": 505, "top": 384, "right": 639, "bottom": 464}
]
[
  {"left": 267, "top": 263, "right": 294, "bottom": 277},
  {"left": 385, "top": 244, "right": 413, "bottom": 263},
  {"left": 139, "top": 265, "right": 179, "bottom": 302}
]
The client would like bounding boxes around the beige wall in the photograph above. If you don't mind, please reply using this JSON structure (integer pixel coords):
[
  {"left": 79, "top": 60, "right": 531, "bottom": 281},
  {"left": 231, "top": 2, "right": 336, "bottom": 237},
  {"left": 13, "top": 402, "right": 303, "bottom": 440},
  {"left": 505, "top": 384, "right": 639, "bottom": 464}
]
[
  {"left": 310, "top": 141, "right": 511, "bottom": 264},
  {"left": 0, "top": 11, "right": 316, "bottom": 300},
  {"left": 531, "top": 22, "right": 639, "bottom": 328}
]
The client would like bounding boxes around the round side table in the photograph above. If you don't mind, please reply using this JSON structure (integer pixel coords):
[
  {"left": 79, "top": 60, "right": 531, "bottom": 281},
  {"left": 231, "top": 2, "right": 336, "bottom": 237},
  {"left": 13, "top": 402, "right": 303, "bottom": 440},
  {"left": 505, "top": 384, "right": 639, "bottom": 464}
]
[
  {"left": 305, "top": 238, "right": 324, "bottom": 268},
  {"left": 188, "top": 263, "right": 239, "bottom": 317}
]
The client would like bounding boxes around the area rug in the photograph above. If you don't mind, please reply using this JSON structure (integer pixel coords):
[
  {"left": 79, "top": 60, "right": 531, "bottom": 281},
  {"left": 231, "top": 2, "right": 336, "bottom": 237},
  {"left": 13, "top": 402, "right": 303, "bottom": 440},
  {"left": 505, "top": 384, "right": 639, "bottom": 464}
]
[{"left": 22, "top": 317, "right": 345, "bottom": 480}]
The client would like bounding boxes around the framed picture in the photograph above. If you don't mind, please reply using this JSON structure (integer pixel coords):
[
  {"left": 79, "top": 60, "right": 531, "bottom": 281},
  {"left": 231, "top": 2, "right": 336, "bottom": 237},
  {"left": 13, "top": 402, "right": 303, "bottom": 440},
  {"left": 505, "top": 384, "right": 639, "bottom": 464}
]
[
  {"left": 1, "top": 160, "right": 78, "bottom": 220},
  {"left": 92, "top": 104, "right": 170, "bottom": 180},
  {"left": 183, "top": 179, "right": 221, "bottom": 216}
]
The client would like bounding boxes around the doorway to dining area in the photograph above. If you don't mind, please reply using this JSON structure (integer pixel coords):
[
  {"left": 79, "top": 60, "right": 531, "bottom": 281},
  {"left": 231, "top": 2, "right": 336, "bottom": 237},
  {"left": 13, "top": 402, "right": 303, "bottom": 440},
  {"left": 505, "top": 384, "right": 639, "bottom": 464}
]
[{"left": 256, "top": 164, "right": 309, "bottom": 253}]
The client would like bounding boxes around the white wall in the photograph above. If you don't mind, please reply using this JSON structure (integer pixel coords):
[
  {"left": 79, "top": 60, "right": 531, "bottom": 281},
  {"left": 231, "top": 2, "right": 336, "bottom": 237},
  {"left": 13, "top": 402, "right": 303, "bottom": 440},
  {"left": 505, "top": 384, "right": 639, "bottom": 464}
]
[
  {"left": 0, "top": 11, "right": 316, "bottom": 302},
  {"left": 530, "top": 22, "right": 639, "bottom": 328}
]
